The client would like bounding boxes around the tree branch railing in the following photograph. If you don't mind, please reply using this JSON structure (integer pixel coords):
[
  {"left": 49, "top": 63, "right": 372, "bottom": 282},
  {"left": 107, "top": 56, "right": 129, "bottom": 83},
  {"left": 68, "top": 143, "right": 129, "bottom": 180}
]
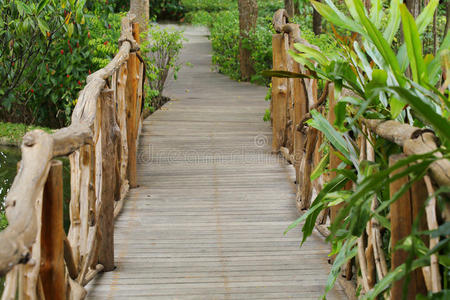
[
  {"left": 0, "top": 13, "right": 145, "bottom": 299},
  {"left": 270, "top": 8, "right": 449, "bottom": 299}
]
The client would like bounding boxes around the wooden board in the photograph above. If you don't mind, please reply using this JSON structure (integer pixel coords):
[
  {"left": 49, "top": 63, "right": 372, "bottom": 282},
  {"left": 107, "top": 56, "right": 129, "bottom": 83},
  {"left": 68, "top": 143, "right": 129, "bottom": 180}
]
[{"left": 86, "top": 25, "right": 346, "bottom": 300}]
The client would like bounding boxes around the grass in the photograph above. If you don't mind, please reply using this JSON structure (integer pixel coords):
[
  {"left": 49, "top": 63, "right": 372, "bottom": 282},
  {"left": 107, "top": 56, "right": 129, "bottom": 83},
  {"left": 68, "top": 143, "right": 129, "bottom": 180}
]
[{"left": 0, "top": 122, "right": 52, "bottom": 146}]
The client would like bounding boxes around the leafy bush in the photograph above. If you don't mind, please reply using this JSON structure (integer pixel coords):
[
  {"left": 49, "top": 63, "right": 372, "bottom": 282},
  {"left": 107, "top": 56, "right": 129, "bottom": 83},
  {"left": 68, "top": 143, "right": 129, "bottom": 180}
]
[
  {"left": 143, "top": 25, "right": 184, "bottom": 98},
  {"left": 0, "top": 0, "right": 129, "bottom": 127},
  {"left": 284, "top": 0, "right": 450, "bottom": 298},
  {"left": 139, "top": 24, "right": 184, "bottom": 111},
  {"left": 150, "top": 0, "right": 185, "bottom": 20},
  {"left": 181, "top": 0, "right": 237, "bottom": 12},
  {"left": 185, "top": 0, "right": 283, "bottom": 85}
]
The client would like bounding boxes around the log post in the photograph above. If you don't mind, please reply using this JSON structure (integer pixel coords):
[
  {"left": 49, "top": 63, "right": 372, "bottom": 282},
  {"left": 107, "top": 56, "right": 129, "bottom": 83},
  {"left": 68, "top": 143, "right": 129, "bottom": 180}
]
[
  {"left": 40, "top": 160, "right": 66, "bottom": 299},
  {"left": 328, "top": 83, "right": 343, "bottom": 223},
  {"left": 126, "top": 23, "right": 140, "bottom": 188},
  {"left": 292, "top": 61, "right": 307, "bottom": 184},
  {"left": 98, "top": 89, "right": 117, "bottom": 271},
  {"left": 271, "top": 34, "right": 288, "bottom": 153},
  {"left": 389, "top": 154, "right": 425, "bottom": 299}
]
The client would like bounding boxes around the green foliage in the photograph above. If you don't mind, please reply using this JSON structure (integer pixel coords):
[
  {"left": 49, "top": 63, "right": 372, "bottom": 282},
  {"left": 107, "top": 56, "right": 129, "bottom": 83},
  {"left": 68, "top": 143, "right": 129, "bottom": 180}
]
[
  {"left": 278, "top": 0, "right": 450, "bottom": 298},
  {"left": 0, "top": 0, "right": 129, "bottom": 127},
  {"left": 140, "top": 24, "right": 184, "bottom": 109},
  {"left": 150, "top": 0, "right": 185, "bottom": 20},
  {"left": 0, "top": 122, "right": 51, "bottom": 144},
  {"left": 181, "top": 0, "right": 236, "bottom": 12},
  {"left": 186, "top": 1, "right": 284, "bottom": 85}
]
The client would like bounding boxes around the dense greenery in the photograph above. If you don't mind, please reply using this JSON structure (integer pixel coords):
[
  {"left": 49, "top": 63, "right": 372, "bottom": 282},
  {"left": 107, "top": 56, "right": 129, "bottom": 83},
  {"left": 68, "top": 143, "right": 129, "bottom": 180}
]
[
  {"left": 279, "top": 0, "right": 449, "bottom": 298},
  {"left": 183, "top": 0, "right": 340, "bottom": 85},
  {"left": 0, "top": 0, "right": 184, "bottom": 128},
  {"left": 183, "top": 0, "right": 280, "bottom": 85},
  {"left": 0, "top": 122, "right": 51, "bottom": 145}
]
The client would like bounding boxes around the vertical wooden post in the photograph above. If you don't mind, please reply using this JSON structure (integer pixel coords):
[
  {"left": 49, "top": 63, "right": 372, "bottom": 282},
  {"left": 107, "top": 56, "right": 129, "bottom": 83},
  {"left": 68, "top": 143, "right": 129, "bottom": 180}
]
[
  {"left": 98, "top": 89, "right": 116, "bottom": 271},
  {"left": 328, "top": 83, "right": 343, "bottom": 224},
  {"left": 389, "top": 154, "right": 419, "bottom": 299},
  {"left": 40, "top": 160, "right": 65, "bottom": 299},
  {"left": 292, "top": 60, "right": 307, "bottom": 184},
  {"left": 271, "top": 34, "right": 287, "bottom": 153},
  {"left": 126, "top": 23, "right": 140, "bottom": 188}
]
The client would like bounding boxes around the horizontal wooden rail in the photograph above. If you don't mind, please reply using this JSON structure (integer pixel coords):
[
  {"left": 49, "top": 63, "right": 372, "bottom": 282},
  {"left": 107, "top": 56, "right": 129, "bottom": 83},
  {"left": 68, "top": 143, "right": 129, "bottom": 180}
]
[
  {"left": 0, "top": 13, "right": 145, "bottom": 299},
  {"left": 270, "top": 8, "right": 449, "bottom": 299}
]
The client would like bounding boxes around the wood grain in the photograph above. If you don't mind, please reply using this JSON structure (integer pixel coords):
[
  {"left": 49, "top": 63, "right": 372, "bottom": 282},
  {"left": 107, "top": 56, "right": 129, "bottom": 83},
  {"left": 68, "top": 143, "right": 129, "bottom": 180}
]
[{"left": 85, "top": 25, "right": 346, "bottom": 299}]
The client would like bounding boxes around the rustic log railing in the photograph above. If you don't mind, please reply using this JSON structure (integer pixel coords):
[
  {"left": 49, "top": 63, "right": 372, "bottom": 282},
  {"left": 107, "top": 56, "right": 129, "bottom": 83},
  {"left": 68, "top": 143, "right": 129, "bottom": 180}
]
[
  {"left": 270, "top": 9, "right": 449, "bottom": 299},
  {"left": 0, "top": 13, "right": 145, "bottom": 299}
]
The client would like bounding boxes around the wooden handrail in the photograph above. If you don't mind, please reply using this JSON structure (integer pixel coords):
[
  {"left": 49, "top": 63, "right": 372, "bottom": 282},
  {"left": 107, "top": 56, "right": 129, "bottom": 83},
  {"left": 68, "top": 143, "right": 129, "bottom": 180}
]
[
  {"left": 0, "top": 12, "right": 145, "bottom": 299},
  {"left": 269, "top": 8, "right": 448, "bottom": 299}
]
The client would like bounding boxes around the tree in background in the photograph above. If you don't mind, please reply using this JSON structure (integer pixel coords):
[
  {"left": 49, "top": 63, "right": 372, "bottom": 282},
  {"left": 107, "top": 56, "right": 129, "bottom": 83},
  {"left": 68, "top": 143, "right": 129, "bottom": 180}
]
[
  {"left": 312, "top": 0, "right": 322, "bottom": 34},
  {"left": 130, "top": 0, "right": 149, "bottom": 34},
  {"left": 238, "top": 0, "right": 258, "bottom": 80},
  {"left": 284, "top": 0, "right": 295, "bottom": 17}
]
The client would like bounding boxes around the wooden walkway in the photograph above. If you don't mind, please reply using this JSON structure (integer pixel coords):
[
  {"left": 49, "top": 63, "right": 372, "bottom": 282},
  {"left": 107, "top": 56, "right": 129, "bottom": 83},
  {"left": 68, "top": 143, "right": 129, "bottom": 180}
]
[{"left": 87, "top": 26, "right": 346, "bottom": 299}]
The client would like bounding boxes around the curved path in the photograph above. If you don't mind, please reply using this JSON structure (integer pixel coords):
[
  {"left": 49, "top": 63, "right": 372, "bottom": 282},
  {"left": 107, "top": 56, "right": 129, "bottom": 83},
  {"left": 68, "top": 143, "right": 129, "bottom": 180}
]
[{"left": 87, "top": 25, "right": 346, "bottom": 299}]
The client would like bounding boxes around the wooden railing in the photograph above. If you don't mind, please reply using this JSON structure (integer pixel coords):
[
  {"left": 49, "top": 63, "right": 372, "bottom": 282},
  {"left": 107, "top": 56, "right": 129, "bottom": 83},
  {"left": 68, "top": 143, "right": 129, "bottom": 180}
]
[
  {"left": 0, "top": 13, "right": 145, "bottom": 299},
  {"left": 270, "top": 9, "right": 449, "bottom": 299}
]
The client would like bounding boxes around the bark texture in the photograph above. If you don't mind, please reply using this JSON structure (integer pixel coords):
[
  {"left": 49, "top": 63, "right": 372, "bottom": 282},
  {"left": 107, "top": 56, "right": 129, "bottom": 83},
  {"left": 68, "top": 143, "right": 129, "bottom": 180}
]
[
  {"left": 284, "top": 0, "right": 295, "bottom": 18},
  {"left": 238, "top": 0, "right": 258, "bottom": 80},
  {"left": 312, "top": 1, "right": 322, "bottom": 35},
  {"left": 130, "top": 0, "right": 149, "bottom": 36}
]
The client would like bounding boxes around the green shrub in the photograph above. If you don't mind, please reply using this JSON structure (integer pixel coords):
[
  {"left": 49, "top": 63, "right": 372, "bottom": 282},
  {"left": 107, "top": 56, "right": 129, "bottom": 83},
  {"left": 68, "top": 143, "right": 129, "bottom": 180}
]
[
  {"left": 150, "top": 0, "right": 185, "bottom": 20},
  {"left": 181, "top": 0, "right": 237, "bottom": 12},
  {"left": 141, "top": 24, "right": 184, "bottom": 109},
  {"left": 0, "top": 1, "right": 129, "bottom": 127},
  {"left": 284, "top": 0, "right": 450, "bottom": 298},
  {"left": 183, "top": 0, "right": 284, "bottom": 85}
]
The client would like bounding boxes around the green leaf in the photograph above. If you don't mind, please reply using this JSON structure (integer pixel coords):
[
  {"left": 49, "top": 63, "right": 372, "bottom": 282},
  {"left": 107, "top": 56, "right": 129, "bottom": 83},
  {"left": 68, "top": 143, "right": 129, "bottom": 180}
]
[
  {"left": 294, "top": 43, "right": 330, "bottom": 66},
  {"left": 308, "top": 110, "right": 351, "bottom": 161},
  {"left": 334, "top": 101, "right": 347, "bottom": 131},
  {"left": 311, "top": 0, "right": 363, "bottom": 34},
  {"left": 400, "top": 4, "right": 427, "bottom": 84},
  {"left": 37, "top": 0, "right": 50, "bottom": 14},
  {"left": 37, "top": 18, "right": 50, "bottom": 37},
  {"left": 382, "top": 0, "right": 401, "bottom": 45},
  {"left": 398, "top": 0, "right": 439, "bottom": 72},
  {"left": 67, "top": 22, "right": 74, "bottom": 38},
  {"left": 323, "top": 237, "right": 358, "bottom": 297},
  {"left": 389, "top": 96, "right": 405, "bottom": 119},
  {"left": 311, "top": 152, "right": 329, "bottom": 181},
  {"left": 348, "top": 0, "right": 404, "bottom": 86},
  {"left": 382, "top": 87, "right": 450, "bottom": 142},
  {"left": 369, "top": 0, "right": 383, "bottom": 28},
  {"left": 15, "top": 1, "right": 32, "bottom": 16},
  {"left": 428, "top": 34, "right": 450, "bottom": 85}
]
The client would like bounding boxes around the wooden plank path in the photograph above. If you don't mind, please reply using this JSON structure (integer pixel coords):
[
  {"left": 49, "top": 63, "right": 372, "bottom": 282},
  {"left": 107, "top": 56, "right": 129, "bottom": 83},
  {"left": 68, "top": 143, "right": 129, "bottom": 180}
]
[{"left": 87, "top": 25, "right": 346, "bottom": 299}]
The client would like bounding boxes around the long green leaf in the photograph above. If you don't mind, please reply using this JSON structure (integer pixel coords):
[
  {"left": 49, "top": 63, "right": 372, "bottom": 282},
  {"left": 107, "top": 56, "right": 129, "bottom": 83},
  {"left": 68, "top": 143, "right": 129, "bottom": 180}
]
[
  {"left": 400, "top": 4, "right": 427, "bottom": 84},
  {"left": 382, "top": 87, "right": 450, "bottom": 142},
  {"left": 311, "top": 0, "right": 363, "bottom": 34},
  {"left": 349, "top": 0, "right": 405, "bottom": 86},
  {"left": 307, "top": 110, "right": 351, "bottom": 160},
  {"left": 383, "top": 0, "right": 401, "bottom": 45},
  {"left": 369, "top": 0, "right": 383, "bottom": 28},
  {"left": 428, "top": 33, "right": 450, "bottom": 85},
  {"left": 294, "top": 43, "right": 330, "bottom": 66},
  {"left": 398, "top": 0, "right": 439, "bottom": 72}
]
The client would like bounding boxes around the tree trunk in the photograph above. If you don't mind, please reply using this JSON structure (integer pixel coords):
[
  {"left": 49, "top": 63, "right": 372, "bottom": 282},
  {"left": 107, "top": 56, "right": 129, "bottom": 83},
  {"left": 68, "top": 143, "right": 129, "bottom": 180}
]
[
  {"left": 445, "top": 0, "right": 450, "bottom": 38},
  {"left": 238, "top": 0, "right": 258, "bottom": 81},
  {"left": 312, "top": 1, "right": 322, "bottom": 35},
  {"left": 405, "top": 0, "right": 420, "bottom": 18},
  {"left": 130, "top": 0, "right": 149, "bottom": 35},
  {"left": 294, "top": 0, "right": 300, "bottom": 15},
  {"left": 284, "top": 0, "right": 295, "bottom": 18}
]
